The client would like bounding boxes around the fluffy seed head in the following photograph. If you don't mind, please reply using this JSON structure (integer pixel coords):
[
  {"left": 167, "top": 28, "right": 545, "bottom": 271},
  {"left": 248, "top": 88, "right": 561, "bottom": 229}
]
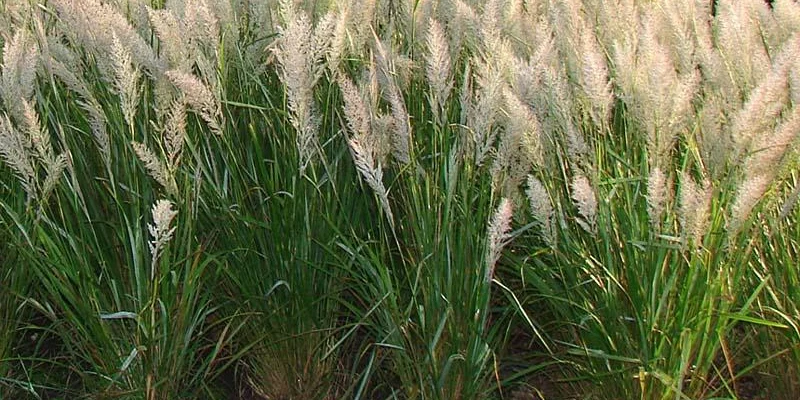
[
  {"left": 148, "top": 7, "right": 191, "bottom": 72},
  {"left": 163, "top": 98, "right": 186, "bottom": 171},
  {"left": 164, "top": 70, "right": 223, "bottom": 135},
  {"left": 647, "top": 167, "right": 672, "bottom": 228},
  {"left": 373, "top": 37, "right": 412, "bottom": 165},
  {"left": 111, "top": 32, "right": 142, "bottom": 128},
  {"left": 527, "top": 175, "right": 554, "bottom": 244},
  {"left": 486, "top": 197, "right": 513, "bottom": 282},
  {"left": 426, "top": 18, "right": 453, "bottom": 123},
  {"left": 338, "top": 75, "right": 371, "bottom": 139},
  {"left": 0, "top": 113, "right": 37, "bottom": 201},
  {"left": 148, "top": 199, "right": 178, "bottom": 278},
  {"left": 50, "top": 0, "right": 161, "bottom": 77},
  {"left": 21, "top": 99, "right": 53, "bottom": 166},
  {"left": 348, "top": 137, "right": 394, "bottom": 229},
  {"left": 1, "top": 28, "right": 39, "bottom": 121},
  {"left": 578, "top": 28, "right": 613, "bottom": 126},
  {"left": 731, "top": 107, "right": 800, "bottom": 231},
  {"left": 468, "top": 54, "right": 504, "bottom": 166},
  {"left": 132, "top": 141, "right": 177, "bottom": 197},
  {"left": 84, "top": 99, "right": 110, "bottom": 166},
  {"left": 273, "top": 2, "right": 331, "bottom": 174},
  {"left": 678, "top": 172, "right": 712, "bottom": 246},
  {"left": 571, "top": 174, "right": 597, "bottom": 233}
]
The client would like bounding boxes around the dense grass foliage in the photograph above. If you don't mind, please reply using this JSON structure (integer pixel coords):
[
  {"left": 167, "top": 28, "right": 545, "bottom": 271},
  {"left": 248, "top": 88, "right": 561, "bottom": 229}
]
[{"left": 2, "top": 0, "right": 800, "bottom": 399}]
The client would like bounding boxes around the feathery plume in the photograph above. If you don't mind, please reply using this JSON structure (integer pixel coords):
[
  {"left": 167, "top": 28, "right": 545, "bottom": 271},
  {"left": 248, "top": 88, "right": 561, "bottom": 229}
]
[
  {"left": 678, "top": 172, "right": 712, "bottom": 245},
  {"left": 779, "top": 182, "right": 800, "bottom": 219},
  {"left": 84, "top": 99, "right": 110, "bottom": 166},
  {"left": 184, "top": 0, "right": 220, "bottom": 54},
  {"left": 200, "top": 0, "right": 238, "bottom": 51},
  {"left": 571, "top": 174, "right": 597, "bottom": 233},
  {"left": 326, "top": 8, "right": 349, "bottom": 74},
  {"left": 506, "top": 35, "right": 561, "bottom": 166},
  {"left": 163, "top": 98, "right": 186, "bottom": 171},
  {"left": 376, "top": 0, "right": 410, "bottom": 39},
  {"left": 338, "top": 75, "right": 371, "bottom": 140},
  {"left": 40, "top": 153, "right": 68, "bottom": 203},
  {"left": 0, "top": 114, "right": 37, "bottom": 201},
  {"left": 527, "top": 175, "right": 554, "bottom": 244},
  {"left": 729, "top": 39, "right": 795, "bottom": 160},
  {"left": 696, "top": 95, "right": 731, "bottom": 178},
  {"left": 343, "top": 0, "right": 376, "bottom": 54},
  {"left": 0, "top": 99, "right": 67, "bottom": 204},
  {"left": 616, "top": 17, "right": 699, "bottom": 165},
  {"left": 504, "top": 88, "right": 543, "bottom": 166},
  {"left": 426, "top": 18, "right": 453, "bottom": 125},
  {"left": 541, "top": 62, "right": 585, "bottom": 165},
  {"left": 774, "top": 0, "right": 800, "bottom": 34},
  {"left": 339, "top": 74, "right": 394, "bottom": 227},
  {"left": 21, "top": 99, "right": 54, "bottom": 166},
  {"left": 132, "top": 141, "right": 177, "bottom": 197},
  {"left": 748, "top": 107, "right": 800, "bottom": 177},
  {"left": 50, "top": 0, "right": 161, "bottom": 77},
  {"left": 344, "top": 68, "right": 392, "bottom": 163},
  {"left": 459, "top": 61, "right": 474, "bottom": 153},
  {"left": 715, "top": 0, "right": 771, "bottom": 95},
  {"left": 578, "top": 28, "right": 613, "bottom": 126},
  {"left": 20, "top": 98, "right": 68, "bottom": 202},
  {"left": 547, "top": 0, "right": 584, "bottom": 77},
  {"left": 273, "top": 2, "right": 329, "bottom": 174},
  {"left": 164, "top": 70, "right": 223, "bottom": 135},
  {"left": 412, "top": 0, "right": 434, "bottom": 44},
  {"left": 508, "top": 23, "right": 556, "bottom": 105},
  {"left": 348, "top": 137, "right": 394, "bottom": 229},
  {"left": 792, "top": 65, "right": 800, "bottom": 107},
  {"left": 43, "top": 38, "right": 92, "bottom": 99},
  {"left": 502, "top": 0, "right": 525, "bottom": 44},
  {"left": 116, "top": 0, "right": 151, "bottom": 36},
  {"left": 654, "top": 0, "right": 699, "bottom": 75},
  {"left": 565, "top": 123, "right": 590, "bottom": 167},
  {"left": 111, "top": 33, "right": 142, "bottom": 129},
  {"left": 468, "top": 54, "right": 504, "bottom": 166},
  {"left": 480, "top": 0, "right": 504, "bottom": 50},
  {"left": 373, "top": 38, "right": 411, "bottom": 165},
  {"left": 611, "top": 39, "right": 637, "bottom": 102},
  {"left": 148, "top": 199, "right": 178, "bottom": 279},
  {"left": 647, "top": 167, "right": 672, "bottom": 228},
  {"left": 584, "top": 0, "right": 638, "bottom": 55},
  {"left": 731, "top": 107, "right": 800, "bottom": 230},
  {"left": 449, "top": 0, "right": 479, "bottom": 55},
  {"left": 492, "top": 88, "right": 541, "bottom": 197},
  {"left": 1, "top": 28, "right": 39, "bottom": 121},
  {"left": 148, "top": 7, "right": 192, "bottom": 72},
  {"left": 314, "top": 12, "right": 337, "bottom": 65},
  {"left": 486, "top": 197, "right": 513, "bottom": 282},
  {"left": 730, "top": 174, "right": 771, "bottom": 233}
]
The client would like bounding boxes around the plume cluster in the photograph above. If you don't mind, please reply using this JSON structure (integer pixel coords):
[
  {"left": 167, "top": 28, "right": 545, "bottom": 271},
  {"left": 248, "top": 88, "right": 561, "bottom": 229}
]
[
  {"left": 50, "top": 0, "right": 161, "bottom": 78},
  {"left": 272, "top": 0, "right": 333, "bottom": 174},
  {"left": 0, "top": 31, "right": 67, "bottom": 204},
  {"left": 165, "top": 70, "right": 223, "bottom": 136},
  {"left": 1, "top": 29, "right": 38, "bottom": 121},
  {"left": 3, "top": 0, "right": 800, "bottom": 281},
  {"left": 338, "top": 73, "right": 395, "bottom": 228}
]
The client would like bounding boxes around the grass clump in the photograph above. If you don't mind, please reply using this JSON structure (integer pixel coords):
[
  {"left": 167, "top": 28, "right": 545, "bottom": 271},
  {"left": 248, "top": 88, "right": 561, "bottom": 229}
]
[{"left": 2, "top": 0, "right": 800, "bottom": 399}]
